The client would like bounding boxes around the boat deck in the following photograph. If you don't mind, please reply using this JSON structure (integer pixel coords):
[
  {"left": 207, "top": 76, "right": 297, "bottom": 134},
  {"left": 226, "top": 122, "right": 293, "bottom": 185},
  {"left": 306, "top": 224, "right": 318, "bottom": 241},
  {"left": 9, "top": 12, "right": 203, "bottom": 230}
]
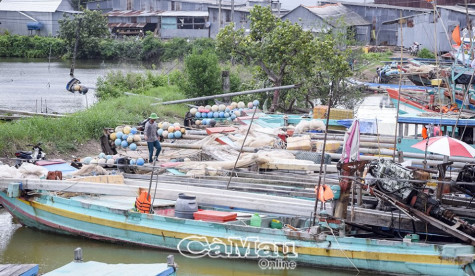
[
  {"left": 43, "top": 261, "right": 175, "bottom": 276},
  {"left": 71, "top": 195, "right": 175, "bottom": 211}
]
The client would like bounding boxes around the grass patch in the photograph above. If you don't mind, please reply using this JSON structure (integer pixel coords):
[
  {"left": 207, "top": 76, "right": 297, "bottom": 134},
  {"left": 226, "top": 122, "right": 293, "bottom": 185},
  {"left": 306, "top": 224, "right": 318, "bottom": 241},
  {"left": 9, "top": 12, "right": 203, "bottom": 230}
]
[{"left": 0, "top": 87, "right": 187, "bottom": 157}]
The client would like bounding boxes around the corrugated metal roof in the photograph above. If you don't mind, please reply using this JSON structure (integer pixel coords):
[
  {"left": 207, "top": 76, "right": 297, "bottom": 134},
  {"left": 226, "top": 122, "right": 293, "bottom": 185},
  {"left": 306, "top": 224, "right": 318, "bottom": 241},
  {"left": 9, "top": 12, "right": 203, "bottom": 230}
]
[
  {"left": 0, "top": 0, "right": 63, "bottom": 12},
  {"left": 106, "top": 10, "right": 163, "bottom": 17},
  {"left": 161, "top": 11, "right": 208, "bottom": 17},
  {"left": 439, "top": 5, "right": 475, "bottom": 15},
  {"left": 303, "top": 3, "right": 370, "bottom": 26},
  {"left": 322, "top": 0, "right": 431, "bottom": 12},
  {"left": 381, "top": 12, "right": 432, "bottom": 25},
  {"left": 108, "top": 23, "right": 146, "bottom": 28}
]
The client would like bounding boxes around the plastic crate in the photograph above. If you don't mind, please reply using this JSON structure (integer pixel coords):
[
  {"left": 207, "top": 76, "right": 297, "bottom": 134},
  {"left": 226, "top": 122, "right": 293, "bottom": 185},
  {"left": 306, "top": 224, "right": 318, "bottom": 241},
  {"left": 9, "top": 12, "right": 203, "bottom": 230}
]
[{"left": 193, "top": 210, "right": 237, "bottom": 222}]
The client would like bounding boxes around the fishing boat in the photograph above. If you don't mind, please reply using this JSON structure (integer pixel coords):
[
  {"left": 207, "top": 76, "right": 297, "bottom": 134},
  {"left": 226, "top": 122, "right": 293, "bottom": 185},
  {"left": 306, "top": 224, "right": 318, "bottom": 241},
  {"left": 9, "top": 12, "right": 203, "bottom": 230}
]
[
  {"left": 395, "top": 113, "right": 475, "bottom": 154},
  {"left": 386, "top": 88, "right": 439, "bottom": 113},
  {"left": 1, "top": 181, "right": 475, "bottom": 275}
]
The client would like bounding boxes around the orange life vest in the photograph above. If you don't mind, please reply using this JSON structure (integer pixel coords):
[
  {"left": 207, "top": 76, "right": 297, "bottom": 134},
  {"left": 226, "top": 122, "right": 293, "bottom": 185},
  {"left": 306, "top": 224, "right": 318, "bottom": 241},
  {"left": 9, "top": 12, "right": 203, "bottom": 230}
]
[
  {"left": 422, "top": 127, "right": 428, "bottom": 139},
  {"left": 135, "top": 191, "right": 151, "bottom": 213},
  {"left": 314, "top": 184, "right": 334, "bottom": 203}
]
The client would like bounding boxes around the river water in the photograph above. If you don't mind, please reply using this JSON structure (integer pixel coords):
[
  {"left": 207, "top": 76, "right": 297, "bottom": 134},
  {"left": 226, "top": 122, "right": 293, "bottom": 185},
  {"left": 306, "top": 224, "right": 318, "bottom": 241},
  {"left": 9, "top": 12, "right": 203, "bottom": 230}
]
[{"left": 0, "top": 58, "right": 390, "bottom": 275}]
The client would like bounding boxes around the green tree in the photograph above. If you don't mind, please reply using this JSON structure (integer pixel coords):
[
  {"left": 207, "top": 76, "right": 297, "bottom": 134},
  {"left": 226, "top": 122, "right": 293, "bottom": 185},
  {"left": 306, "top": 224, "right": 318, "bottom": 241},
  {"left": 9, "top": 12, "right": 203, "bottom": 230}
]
[
  {"left": 181, "top": 50, "right": 221, "bottom": 99},
  {"left": 58, "top": 9, "right": 109, "bottom": 59},
  {"left": 305, "top": 34, "right": 355, "bottom": 108},
  {"left": 216, "top": 6, "right": 316, "bottom": 112},
  {"left": 217, "top": 6, "right": 356, "bottom": 111}
]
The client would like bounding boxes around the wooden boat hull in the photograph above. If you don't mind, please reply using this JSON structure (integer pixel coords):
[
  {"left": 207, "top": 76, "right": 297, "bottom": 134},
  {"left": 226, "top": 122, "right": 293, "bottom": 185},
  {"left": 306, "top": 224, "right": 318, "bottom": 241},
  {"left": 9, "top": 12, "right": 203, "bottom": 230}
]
[
  {"left": 386, "top": 88, "right": 434, "bottom": 113},
  {"left": 1, "top": 191, "right": 475, "bottom": 275}
]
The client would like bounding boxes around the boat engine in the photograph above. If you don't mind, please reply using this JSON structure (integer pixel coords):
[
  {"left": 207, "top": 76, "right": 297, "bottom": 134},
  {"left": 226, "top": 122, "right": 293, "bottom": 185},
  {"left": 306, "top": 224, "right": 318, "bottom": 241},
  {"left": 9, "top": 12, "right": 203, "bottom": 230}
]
[
  {"left": 367, "top": 159, "right": 464, "bottom": 227},
  {"left": 455, "top": 165, "right": 475, "bottom": 196}
]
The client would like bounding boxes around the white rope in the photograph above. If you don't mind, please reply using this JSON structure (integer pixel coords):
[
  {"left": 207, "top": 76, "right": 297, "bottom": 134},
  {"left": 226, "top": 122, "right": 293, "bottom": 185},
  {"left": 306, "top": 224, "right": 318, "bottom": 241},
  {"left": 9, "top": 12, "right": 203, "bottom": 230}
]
[{"left": 325, "top": 220, "right": 360, "bottom": 274}]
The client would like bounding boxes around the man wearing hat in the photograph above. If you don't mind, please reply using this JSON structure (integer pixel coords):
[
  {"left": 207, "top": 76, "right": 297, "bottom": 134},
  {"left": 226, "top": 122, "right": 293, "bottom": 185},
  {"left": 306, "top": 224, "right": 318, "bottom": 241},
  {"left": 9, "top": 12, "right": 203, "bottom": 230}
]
[{"left": 144, "top": 113, "right": 161, "bottom": 163}]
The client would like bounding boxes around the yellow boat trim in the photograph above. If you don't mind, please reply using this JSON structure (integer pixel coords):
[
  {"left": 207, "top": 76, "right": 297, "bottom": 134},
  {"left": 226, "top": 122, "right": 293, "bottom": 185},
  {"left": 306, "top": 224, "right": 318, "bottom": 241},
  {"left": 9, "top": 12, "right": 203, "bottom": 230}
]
[{"left": 19, "top": 199, "right": 469, "bottom": 266}]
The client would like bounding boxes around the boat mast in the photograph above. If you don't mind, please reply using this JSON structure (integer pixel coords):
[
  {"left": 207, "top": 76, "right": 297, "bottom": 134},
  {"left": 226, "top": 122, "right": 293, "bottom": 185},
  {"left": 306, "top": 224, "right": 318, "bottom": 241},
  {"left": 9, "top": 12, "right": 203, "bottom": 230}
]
[{"left": 311, "top": 86, "right": 333, "bottom": 226}]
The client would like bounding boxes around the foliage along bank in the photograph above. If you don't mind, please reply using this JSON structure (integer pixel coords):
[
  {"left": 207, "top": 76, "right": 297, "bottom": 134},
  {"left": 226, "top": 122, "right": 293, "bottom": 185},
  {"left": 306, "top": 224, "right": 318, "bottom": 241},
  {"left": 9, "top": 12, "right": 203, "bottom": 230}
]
[{"left": 0, "top": 32, "right": 216, "bottom": 62}]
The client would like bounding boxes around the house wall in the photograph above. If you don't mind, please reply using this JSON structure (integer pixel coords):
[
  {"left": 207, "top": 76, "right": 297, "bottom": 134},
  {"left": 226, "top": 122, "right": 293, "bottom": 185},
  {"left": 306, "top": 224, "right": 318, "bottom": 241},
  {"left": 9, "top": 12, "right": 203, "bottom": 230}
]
[
  {"left": 327, "top": 3, "right": 429, "bottom": 46},
  {"left": 282, "top": 6, "right": 371, "bottom": 44},
  {"left": 208, "top": 8, "right": 251, "bottom": 38},
  {"left": 0, "top": 11, "right": 56, "bottom": 36},
  {"left": 393, "top": 7, "right": 475, "bottom": 53},
  {"left": 160, "top": 28, "right": 208, "bottom": 38},
  {"left": 281, "top": 6, "right": 329, "bottom": 33}
]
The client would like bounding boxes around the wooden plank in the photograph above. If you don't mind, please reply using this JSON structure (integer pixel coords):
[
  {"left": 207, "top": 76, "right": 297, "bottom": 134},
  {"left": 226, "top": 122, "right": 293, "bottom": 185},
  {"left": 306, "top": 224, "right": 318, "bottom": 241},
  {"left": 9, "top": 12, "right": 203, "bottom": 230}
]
[
  {"left": 259, "top": 160, "right": 337, "bottom": 173},
  {"left": 0, "top": 264, "right": 38, "bottom": 276},
  {"left": 0, "top": 108, "right": 63, "bottom": 118},
  {"left": 205, "top": 127, "right": 237, "bottom": 135},
  {"left": 70, "top": 175, "right": 125, "bottom": 184}
]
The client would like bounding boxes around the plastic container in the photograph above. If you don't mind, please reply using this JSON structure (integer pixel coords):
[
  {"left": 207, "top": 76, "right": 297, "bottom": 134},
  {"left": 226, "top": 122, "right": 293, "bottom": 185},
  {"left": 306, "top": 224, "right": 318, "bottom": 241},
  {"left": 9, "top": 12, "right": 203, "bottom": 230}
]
[
  {"left": 330, "top": 185, "right": 341, "bottom": 200},
  {"left": 250, "top": 213, "right": 262, "bottom": 227},
  {"left": 270, "top": 219, "right": 283, "bottom": 229},
  {"left": 175, "top": 193, "right": 198, "bottom": 219},
  {"left": 193, "top": 210, "right": 237, "bottom": 222}
]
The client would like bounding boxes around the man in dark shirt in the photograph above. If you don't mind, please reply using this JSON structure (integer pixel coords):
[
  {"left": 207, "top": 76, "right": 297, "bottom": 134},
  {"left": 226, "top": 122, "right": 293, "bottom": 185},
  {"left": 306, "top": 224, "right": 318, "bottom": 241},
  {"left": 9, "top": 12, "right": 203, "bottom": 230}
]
[{"left": 144, "top": 113, "right": 161, "bottom": 163}]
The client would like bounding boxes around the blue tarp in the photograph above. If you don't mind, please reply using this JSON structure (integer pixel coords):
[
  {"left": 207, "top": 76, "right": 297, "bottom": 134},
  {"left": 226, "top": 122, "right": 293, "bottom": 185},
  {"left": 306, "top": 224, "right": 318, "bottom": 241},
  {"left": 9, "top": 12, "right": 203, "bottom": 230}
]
[
  {"left": 337, "top": 119, "right": 376, "bottom": 134},
  {"left": 42, "top": 163, "right": 77, "bottom": 174}
]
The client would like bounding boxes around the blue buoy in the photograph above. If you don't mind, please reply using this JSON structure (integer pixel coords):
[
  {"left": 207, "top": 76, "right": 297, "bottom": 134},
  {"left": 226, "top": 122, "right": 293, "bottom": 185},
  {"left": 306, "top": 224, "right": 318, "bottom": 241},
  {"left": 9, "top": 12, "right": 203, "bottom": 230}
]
[
  {"left": 213, "top": 112, "right": 219, "bottom": 118},
  {"left": 195, "top": 112, "right": 201, "bottom": 118},
  {"left": 114, "top": 139, "right": 122, "bottom": 146},
  {"left": 122, "top": 134, "right": 128, "bottom": 140},
  {"left": 130, "top": 159, "right": 136, "bottom": 165},
  {"left": 116, "top": 131, "right": 123, "bottom": 139},
  {"left": 225, "top": 107, "right": 230, "bottom": 112},
  {"left": 253, "top": 100, "right": 259, "bottom": 106},
  {"left": 174, "top": 131, "right": 182, "bottom": 138},
  {"left": 231, "top": 114, "right": 237, "bottom": 120},
  {"left": 224, "top": 112, "right": 230, "bottom": 118},
  {"left": 202, "top": 119, "right": 208, "bottom": 125},
  {"left": 219, "top": 112, "right": 224, "bottom": 118},
  {"left": 83, "top": 157, "right": 92, "bottom": 164},
  {"left": 207, "top": 112, "right": 214, "bottom": 118},
  {"left": 129, "top": 143, "right": 137, "bottom": 150},
  {"left": 121, "top": 140, "right": 128, "bottom": 148},
  {"left": 106, "top": 155, "right": 112, "bottom": 159},
  {"left": 157, "top": 129, "right": 163, "bottom": 136},
  {"left": 168, "top": 132, "right": 174, "bottom": 139},
  {"left": 137, "top": 158, "right": 145, "bottom": 166},
  {"left": 130, "top": 127, "right": 138, "bottom": 134},
  {"left": 98, "top": 152, "right": 106, "bottom": 159}
]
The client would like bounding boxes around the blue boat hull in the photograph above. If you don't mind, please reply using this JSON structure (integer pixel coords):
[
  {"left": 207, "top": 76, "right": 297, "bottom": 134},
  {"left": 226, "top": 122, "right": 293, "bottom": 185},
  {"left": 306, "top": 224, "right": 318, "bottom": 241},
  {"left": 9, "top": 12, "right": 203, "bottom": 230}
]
[{"left": 1, "top": 192, "right": 475, "bottom": 275}]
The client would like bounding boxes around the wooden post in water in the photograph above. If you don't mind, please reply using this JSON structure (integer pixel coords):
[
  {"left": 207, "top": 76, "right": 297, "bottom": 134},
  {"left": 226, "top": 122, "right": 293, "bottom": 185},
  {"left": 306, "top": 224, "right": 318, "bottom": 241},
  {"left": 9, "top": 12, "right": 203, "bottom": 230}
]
[
  {"left": 74, "top": 248, "right": 83, "bottom": 262},
  {"left": 70, "top": 17, "right": 82, "bottom": 77}
]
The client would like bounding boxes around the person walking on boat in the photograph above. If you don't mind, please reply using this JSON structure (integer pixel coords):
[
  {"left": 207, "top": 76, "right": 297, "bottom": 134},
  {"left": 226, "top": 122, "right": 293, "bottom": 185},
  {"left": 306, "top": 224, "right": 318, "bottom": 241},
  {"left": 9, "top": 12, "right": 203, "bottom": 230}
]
[{"left": 144, "top": 113, "right": 161, "bottom": 163}]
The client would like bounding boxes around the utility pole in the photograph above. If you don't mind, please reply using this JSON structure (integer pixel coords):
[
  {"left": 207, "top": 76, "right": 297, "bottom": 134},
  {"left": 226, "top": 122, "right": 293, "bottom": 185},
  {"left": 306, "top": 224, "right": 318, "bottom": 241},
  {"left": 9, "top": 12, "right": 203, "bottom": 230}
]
[
  {"left": 231, "top": 0, "right": 234, "bottom": 23},
  {"left": 218, "top": 0, "right": 222, "bottom": 29},
  {"left": 70, "top": 17, "right": 82, "bottom": 77}
]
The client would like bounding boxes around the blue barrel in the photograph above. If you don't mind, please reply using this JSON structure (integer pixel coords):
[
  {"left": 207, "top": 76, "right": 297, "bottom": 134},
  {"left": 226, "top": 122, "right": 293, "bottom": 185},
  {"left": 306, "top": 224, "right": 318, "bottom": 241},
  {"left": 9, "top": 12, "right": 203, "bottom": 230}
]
[
  {"left": 175, "top": 193, "right": 198, "bottom": 219},
  {"left": 27, "top": 22, "right": 43, "bottom": 30}
]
